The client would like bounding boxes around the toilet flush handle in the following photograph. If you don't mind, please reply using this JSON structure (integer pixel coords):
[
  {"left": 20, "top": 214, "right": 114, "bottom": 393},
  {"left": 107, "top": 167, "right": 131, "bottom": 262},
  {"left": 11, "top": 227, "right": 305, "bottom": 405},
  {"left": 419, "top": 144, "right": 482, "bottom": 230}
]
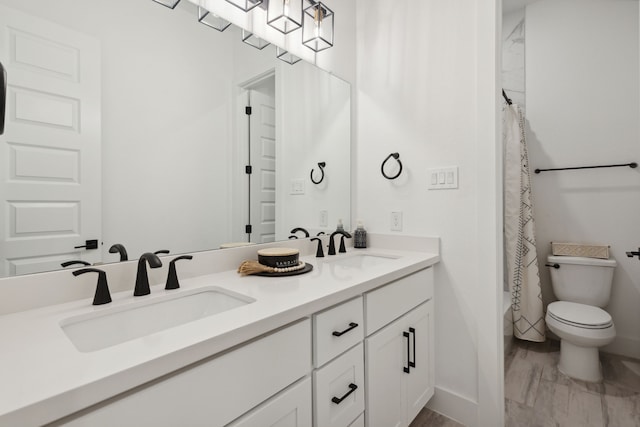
[
  {"left": 626, "top": 248, "right": 640, "bottom": 260},
  {"left": 545, "top": 263, "right": 560, "bottom": 269}
]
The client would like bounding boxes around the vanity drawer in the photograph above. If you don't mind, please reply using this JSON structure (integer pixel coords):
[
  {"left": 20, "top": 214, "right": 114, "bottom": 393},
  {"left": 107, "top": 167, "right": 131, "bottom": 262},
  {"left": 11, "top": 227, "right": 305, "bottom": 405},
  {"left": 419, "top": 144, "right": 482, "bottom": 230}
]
[
  {"left": 314, "top": 296, "right": 364, "bottom": 367},
  {"left": 314, "top": 343, "right": 365, "bottom": 427},
  {"left": 364, "top": 268, "right": 433, "bottom": 335}
]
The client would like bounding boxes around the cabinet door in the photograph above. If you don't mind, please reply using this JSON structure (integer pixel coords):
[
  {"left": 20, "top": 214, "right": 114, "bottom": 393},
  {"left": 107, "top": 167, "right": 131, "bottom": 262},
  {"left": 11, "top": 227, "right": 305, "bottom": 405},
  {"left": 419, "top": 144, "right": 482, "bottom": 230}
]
[
  {"left": 227, "top": 377, "right": 312, "bottom": 427},
  {"left": 365, "top": 315, "right": 407, "bottom": 427},
  {"left": 405, "top": 301, "right": 434, "bottom": 424}
]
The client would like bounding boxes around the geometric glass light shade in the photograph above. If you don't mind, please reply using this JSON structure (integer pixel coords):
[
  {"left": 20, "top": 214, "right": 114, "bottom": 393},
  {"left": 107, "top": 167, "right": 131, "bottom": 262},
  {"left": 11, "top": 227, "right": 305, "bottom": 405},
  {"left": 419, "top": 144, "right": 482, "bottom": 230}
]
[
  {"left": 198, "top": 7, "right": 232, "bottom": 32},
  {"left": 276, "top": 47, "right": 301, "bottom": 65},
  {"left": 302, "top": 1, "right": 334, "bottom": 52},
  {"left": 242, "top": 29, "right": 271, "bottom": 50},
  {"left": 267, "top": 0, "right": 302, "bottom": 34},
  {"left": 225, "top": 0, "right": 262, "bottom": 12},
  {"left": 152, "top": 0, "right": 181, "bottom": 9}
]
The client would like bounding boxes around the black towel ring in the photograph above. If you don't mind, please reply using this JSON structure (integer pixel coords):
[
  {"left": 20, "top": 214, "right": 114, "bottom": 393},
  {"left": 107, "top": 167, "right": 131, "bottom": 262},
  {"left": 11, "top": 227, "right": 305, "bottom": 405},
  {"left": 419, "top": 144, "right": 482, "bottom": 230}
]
[
  {"left": 310, "top": 162, "right": 326, "bottom": 185},
  {"left": 381, "top": 153, "right": 403, "bottom": 180}
]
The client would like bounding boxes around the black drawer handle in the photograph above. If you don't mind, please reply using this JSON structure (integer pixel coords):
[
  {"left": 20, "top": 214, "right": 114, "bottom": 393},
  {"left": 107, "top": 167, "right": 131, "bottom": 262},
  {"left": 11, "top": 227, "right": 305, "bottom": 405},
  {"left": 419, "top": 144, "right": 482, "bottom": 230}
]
[
  {"left": 403, "top": 331, "right": 410, "bottom": 373},
  {"left": 409, "top": 327, "right": 416, "bottom": 368},
  {"left": 332, "top": 322, "right": 358, "bottom": 337},
  {"left": 331, "top": 383, "right": 358, "bottom": 404}
]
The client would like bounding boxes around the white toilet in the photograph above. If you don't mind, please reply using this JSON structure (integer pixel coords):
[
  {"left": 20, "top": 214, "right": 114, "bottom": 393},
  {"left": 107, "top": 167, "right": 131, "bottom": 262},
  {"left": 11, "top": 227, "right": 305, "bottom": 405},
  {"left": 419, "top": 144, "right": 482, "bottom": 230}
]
[{"left": 545, "top": 255, "right": 617, "bottom": 382}]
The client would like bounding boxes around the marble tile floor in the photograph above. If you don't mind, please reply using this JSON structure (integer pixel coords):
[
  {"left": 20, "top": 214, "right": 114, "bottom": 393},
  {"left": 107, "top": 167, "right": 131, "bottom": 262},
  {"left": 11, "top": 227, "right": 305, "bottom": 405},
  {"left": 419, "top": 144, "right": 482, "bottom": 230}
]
[
  {"left": 505, "top": 339, "right": 640, "bottom": 427},
  {"left": 410, "top": 407, "right": 465, "bottom": 427}
]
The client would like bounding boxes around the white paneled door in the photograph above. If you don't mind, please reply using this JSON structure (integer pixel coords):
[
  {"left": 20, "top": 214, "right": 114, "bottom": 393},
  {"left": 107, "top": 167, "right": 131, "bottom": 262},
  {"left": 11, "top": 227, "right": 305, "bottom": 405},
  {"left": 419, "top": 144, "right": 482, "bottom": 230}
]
[
  {"left": 249, "top": 89, "right": 276, "bottom": 243},
  {"left": 0, "top": 5, "right": 101, "bottom": 276}
]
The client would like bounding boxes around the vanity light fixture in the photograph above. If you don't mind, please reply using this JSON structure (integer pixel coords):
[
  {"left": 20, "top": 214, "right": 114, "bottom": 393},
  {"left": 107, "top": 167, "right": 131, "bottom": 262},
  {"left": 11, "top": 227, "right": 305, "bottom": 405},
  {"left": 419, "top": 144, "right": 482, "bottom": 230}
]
[
  {"left": 268, "top": 0, "right": 303, "bottom": 34},
  {"left": 242, "top": 29, "right": 271, "bottom": 50},
  {"left": 152, "top": 0, "right": 181, "bottom": 9},
  {"left": 302, "top": 0, "right": 334, "bottom": 52},
  {"left": 225, "top": 0, "right": 263, "bottom": 12},
  {"left": 198, "top": 7, "right": 232, "bottom": 32},
  {"left": 276, "top": 46, "right": 301, "bottom": 65}
]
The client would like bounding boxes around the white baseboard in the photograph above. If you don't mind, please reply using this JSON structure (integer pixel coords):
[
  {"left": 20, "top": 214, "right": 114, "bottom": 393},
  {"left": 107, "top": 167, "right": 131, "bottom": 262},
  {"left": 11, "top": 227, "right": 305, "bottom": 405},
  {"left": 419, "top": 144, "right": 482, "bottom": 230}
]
[{"left": 427, "top": 386, "right": 478, "bottom": 427}]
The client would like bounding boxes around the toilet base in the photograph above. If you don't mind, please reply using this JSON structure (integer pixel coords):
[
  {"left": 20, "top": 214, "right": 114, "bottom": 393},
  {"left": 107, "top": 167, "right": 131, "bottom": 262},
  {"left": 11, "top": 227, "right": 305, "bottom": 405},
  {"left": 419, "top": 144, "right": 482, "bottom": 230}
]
[{"left": 558, "top": 340, "right": 603, "bottom": 382}]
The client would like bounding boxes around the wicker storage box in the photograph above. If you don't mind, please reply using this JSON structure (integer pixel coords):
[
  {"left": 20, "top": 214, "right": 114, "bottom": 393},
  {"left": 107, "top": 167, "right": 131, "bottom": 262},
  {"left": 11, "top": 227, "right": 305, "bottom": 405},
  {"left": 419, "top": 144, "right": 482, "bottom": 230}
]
[{"left": 551, "top": 242, "right": 610, "bottom": 259}]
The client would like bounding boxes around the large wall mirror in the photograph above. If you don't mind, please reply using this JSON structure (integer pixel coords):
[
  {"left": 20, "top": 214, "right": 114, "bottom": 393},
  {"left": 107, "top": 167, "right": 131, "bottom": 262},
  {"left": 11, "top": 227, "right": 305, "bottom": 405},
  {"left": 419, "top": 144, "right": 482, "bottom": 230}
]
[{"left": 0, "top": 0, "right": 351, "bottom": 278}]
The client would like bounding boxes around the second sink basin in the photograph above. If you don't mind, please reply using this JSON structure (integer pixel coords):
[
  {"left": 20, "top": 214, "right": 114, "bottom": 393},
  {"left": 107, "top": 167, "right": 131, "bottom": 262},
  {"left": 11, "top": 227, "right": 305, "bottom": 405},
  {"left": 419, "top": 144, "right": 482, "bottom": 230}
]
[{"left": 61, "top": 287, "right": 255, "bottom": 352}]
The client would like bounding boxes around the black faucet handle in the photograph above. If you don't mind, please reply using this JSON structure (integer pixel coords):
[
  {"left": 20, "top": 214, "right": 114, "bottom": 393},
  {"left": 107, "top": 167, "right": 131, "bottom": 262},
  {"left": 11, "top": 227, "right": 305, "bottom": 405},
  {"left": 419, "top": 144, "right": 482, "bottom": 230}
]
[
  {"left": 289, "top": 235, "right": 299, "bottom": 239},
  {"left": 165, "top": 255, "right": 193, "bottom": 290},
  {"left": 61, "top": 260, "right": 91, "bottom": 268},
  {"left": 310, "top": 238, "right": 325, "bottom": 258},
  {"left": 339, "top": 235, "right": 347, "bottom": 253},
  {"left": 72, "top": 268, "right": 112, "bottom": 305},
  {"left": 109, "top": 243, "right": 128, "bottom": 261},
  {"left": 154, "top": 249, "right": 170, "bottom": 255}
]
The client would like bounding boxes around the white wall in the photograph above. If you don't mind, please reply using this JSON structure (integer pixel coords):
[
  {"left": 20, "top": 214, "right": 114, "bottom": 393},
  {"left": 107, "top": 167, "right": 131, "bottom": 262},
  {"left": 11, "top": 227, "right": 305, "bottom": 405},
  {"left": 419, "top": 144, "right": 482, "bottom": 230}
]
[
  {"left": 502, "top": 9, "right": 525, "bottom": 109},
  {"left": 526, "top": 0, "right": 640, "bottom": 358},
  {"left": 355, "top": 0, "right": 502, "bottom": 425}
]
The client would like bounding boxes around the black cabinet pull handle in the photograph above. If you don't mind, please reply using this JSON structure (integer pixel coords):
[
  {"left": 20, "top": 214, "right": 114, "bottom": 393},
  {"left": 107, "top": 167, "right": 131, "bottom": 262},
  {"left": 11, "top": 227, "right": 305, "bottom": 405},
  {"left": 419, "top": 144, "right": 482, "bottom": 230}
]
[
  {"left": 331, "top": 383, "right": 358, "bottom": 404},
  {"left": 332, "top": 322, "right": 358, "bottom": 337},
  {"left": 403, "top": 331, "right": 410, "bottom": 373},
  {"left": 409, "top": 327, "right": 416, "bottom": 368}
]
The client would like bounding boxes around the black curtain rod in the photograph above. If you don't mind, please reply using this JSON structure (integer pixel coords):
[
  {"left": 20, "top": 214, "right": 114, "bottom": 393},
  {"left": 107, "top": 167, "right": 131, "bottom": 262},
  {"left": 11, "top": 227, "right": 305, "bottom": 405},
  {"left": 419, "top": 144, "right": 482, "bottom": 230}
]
[
  {"left": 502, "top": 89, "right": 512, "bottom": 105},
  {"left": 534, "top": 162, "right": 638, "bottom": 174}
]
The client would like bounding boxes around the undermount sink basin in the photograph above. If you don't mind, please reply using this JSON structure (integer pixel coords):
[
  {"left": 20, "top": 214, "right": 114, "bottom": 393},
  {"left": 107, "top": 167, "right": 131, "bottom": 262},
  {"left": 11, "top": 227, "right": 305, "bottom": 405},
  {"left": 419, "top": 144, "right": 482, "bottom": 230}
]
[
  {"left": 61, "top": 287, "right": 255, "bottom": 352},
  {"left": 328, "top": 254, "right": 397, "bottom": 269}
]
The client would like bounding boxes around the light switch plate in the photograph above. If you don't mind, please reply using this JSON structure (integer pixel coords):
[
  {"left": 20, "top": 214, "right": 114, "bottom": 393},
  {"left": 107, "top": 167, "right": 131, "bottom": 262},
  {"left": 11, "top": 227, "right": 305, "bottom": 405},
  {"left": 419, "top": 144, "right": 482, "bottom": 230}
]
[
  {"left": 427, "top": 167, "right": 459, "bottom": 190},
  {"left": 319, "top": 210, "right": 328, "bottom": 227},
  {"left": 290, "top": 179, "right": 305, "bottom": 195}
]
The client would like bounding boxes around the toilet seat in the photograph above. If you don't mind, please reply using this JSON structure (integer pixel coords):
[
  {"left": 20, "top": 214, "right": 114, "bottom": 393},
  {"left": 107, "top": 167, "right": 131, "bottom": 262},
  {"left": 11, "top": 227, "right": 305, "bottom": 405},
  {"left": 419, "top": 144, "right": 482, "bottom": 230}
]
[{"left": 547, "top": 301, "right": 613, "bottom": 330}]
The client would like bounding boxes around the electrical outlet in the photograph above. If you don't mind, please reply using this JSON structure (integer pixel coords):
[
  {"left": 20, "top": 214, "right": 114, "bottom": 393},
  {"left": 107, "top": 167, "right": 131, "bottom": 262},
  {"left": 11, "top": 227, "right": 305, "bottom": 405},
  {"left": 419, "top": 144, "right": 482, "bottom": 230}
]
[
  {"left": 319, "top": 210, "right": 328, "bottom": 227},
  {"left": 391, "top": 211, "right": 403, "bottom": 231}
]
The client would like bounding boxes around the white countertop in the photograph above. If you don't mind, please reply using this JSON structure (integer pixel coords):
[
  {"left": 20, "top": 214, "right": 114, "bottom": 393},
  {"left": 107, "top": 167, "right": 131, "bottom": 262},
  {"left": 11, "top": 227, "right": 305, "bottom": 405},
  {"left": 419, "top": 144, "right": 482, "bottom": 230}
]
[{"left": 0, "top": 241, "right": 439, "bottom": 426}]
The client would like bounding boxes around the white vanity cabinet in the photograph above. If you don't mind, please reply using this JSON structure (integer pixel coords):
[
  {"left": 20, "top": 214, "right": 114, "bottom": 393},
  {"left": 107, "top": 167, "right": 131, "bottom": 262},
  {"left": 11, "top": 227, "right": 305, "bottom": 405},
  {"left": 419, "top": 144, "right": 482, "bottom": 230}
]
[
  {"left": 55, "top": 319, "right": 311, "bottom": 427},
  {"left": 364, "top": 268, "right": 435, "bottom": 427}
]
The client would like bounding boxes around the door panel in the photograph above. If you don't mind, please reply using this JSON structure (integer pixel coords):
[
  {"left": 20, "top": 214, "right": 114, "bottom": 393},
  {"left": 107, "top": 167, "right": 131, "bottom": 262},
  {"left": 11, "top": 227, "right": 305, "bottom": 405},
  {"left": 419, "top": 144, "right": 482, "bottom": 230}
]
[{"left": 0, "top": 5, "right": 101, "bottom": 276}]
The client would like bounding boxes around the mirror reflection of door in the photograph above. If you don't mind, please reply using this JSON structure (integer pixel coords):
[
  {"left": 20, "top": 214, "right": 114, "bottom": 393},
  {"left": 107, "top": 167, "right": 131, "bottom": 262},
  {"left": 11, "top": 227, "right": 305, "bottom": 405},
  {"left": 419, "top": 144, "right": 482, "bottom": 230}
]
[
  {"left": 245, "top": 75, "right": 276, "bottom": 244},
  {"left": 0, "top": 5, "right": 102, "bottom": 276}
]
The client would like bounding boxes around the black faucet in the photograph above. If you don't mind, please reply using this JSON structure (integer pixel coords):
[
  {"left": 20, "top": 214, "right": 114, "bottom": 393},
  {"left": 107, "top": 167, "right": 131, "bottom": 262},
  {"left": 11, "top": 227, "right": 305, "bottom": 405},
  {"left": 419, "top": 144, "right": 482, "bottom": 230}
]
[
  {"left": 328, "top": 231, "right": 352, "bottom": 255},
  {"left": 290, "top": 227, "right": 310, "bottom": 238},
  {"left": 61, "top": 260, "right": 91, "bottom": 268},
  {"left": 310, "top": 237, "right": 325, "bottom": 257},
  {"left": 72, "top": 268, "right": 112, "bottom": 305},
  {"left": 108, "top": 244, "right": 128, "bottom": 261},
  {"left": 165, "top": 255, "right": 193, "bottom": 290},
  {"left": 134, "top": 252, "right": 162, "bottom": 296}
]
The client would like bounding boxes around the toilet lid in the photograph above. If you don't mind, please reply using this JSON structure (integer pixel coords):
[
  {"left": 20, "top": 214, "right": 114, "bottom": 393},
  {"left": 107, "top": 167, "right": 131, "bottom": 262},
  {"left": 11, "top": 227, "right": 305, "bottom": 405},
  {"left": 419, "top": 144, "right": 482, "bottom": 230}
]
[{"left": 547, "top": 301, "right": 613, "bottom": 329}]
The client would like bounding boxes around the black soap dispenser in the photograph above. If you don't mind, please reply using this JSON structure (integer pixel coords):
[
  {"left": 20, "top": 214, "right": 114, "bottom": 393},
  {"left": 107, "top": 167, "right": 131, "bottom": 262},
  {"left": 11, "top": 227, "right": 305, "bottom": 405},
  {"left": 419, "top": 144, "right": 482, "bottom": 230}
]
[{"left": 354, "top": 221, "right": 367, "bottom": 249}]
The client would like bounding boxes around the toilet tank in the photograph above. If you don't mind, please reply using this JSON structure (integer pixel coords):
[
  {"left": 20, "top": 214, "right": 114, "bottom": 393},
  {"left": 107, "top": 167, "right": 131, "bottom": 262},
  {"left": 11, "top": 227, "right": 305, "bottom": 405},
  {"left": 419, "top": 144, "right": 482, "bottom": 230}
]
[{"left": 547, "top": 255, "right": 617, "bottom": 307}]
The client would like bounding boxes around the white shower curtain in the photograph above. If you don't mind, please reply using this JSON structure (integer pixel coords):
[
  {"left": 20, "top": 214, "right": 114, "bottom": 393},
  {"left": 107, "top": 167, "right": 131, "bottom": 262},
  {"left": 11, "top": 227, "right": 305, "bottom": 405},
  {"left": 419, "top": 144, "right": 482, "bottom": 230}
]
[{"left": 503, "top": 103, "right": 545, "bottom": 342}]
